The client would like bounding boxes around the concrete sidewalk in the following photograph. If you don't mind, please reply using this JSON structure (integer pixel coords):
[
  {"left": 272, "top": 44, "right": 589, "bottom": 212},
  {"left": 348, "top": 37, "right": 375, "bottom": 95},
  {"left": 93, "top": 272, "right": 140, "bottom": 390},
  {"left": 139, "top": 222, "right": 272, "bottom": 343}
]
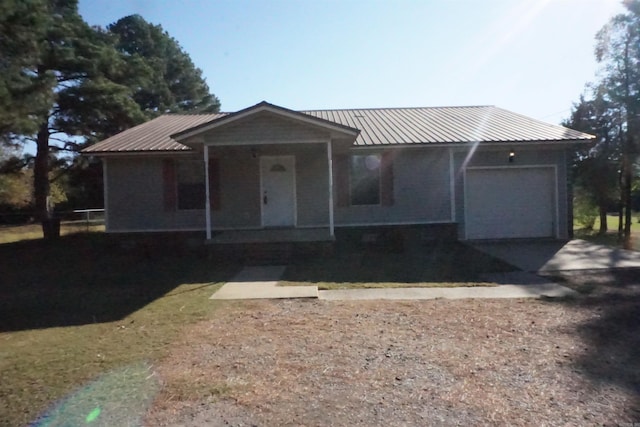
[
  {"left": 210, "top": 266, "right": 318, "bottom": 300},
  {"left": 318, "top": 282, "right": 575, "bottom": 301},
  {"left": 211, "top": 266, "right": 575, "bottom": 301}
]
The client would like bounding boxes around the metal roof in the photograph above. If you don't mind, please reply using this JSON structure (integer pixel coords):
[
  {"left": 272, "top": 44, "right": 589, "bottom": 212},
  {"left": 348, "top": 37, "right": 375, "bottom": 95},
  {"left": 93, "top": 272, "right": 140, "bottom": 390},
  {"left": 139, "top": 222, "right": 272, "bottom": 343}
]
[
  {"left": 83, "top": 113, "right": 225, "bottom": 153},
  {"left": 83, "top": 105, "right": 593, "bottom": 154},
  {"left": 302, "top": 106, "right": 593, "bottom": 146}
]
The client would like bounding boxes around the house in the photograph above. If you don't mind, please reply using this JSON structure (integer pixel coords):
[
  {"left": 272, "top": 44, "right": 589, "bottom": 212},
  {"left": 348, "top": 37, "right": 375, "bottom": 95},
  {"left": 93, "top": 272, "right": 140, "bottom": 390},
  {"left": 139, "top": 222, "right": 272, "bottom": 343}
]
[{"left": 82, "top": 101, "right": 593, "bottom": 243}]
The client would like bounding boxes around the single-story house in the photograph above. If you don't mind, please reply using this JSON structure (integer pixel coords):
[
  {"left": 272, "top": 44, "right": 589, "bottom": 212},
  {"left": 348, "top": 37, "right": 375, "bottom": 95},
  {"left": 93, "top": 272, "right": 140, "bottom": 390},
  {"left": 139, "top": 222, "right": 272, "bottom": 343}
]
[{"left": 82, "top": 101, "right": 593, "bottom": 242}]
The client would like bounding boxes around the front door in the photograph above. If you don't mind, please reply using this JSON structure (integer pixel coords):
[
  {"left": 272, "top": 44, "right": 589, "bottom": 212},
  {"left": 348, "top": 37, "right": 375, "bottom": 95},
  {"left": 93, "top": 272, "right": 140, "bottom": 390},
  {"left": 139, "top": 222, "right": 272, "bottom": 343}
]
[{"left": 260, "top": 155, "right": 296, "bottom": 227}]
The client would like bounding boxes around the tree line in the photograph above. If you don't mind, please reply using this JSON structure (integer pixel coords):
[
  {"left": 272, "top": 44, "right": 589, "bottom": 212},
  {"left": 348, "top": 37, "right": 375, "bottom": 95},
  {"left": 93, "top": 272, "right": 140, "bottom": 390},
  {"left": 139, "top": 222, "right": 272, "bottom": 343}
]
[
  {"left": 565, "top": 0, "right": 640, "bottom": 249},
  {"left": 0, "top": 0, "right": 219, "bottom": 230}
]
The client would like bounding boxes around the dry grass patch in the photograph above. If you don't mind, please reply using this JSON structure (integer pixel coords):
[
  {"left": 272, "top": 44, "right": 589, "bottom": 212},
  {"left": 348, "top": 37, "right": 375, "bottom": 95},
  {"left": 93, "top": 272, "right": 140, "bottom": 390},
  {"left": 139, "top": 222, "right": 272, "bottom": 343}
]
[
  {"left": 279, "top": 280, "right": 496, "bottom": 290},
  {"left": 148, "top": 295, "right": 640, "bottom": 426}
]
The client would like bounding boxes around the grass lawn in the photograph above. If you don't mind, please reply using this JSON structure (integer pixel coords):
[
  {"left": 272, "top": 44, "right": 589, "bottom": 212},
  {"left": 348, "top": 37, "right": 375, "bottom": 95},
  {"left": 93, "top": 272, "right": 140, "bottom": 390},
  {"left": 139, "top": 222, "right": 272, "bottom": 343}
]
[
  {"left": 0, "top": 221, "right": 105, "bottom": 244},
  {"left": 574, "top": 214, "right": 640, "bottom": 251},
  {"left": 0, "top": 229, "right": 529, "bottom": 425},
  {"left": 0, "top": 233, "right": 241, "bottom": 426},
  {"left": 281, "top": 241, "right": 516, "bottom": 289}
]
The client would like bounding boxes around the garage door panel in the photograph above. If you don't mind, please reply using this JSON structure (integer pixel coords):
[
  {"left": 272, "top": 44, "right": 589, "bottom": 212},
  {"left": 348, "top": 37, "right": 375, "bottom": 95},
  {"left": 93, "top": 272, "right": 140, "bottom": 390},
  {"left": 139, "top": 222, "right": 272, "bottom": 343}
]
[{"left": 466, "top": 168, "right": 555, "bottom": 239}]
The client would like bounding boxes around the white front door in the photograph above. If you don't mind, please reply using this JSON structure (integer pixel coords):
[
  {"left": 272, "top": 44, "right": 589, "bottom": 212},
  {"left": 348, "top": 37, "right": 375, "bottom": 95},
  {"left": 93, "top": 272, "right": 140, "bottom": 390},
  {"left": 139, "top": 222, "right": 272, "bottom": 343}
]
[{"left": 260, "top": 155, "right": 296, "bottom": 227}]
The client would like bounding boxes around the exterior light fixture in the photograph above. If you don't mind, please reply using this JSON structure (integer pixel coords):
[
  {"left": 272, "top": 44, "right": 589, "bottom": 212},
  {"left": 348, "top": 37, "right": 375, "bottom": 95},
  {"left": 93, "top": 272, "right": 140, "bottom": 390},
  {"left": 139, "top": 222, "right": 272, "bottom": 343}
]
[{"left": 509, "top": 149, "right": 515, "bottom": 163}]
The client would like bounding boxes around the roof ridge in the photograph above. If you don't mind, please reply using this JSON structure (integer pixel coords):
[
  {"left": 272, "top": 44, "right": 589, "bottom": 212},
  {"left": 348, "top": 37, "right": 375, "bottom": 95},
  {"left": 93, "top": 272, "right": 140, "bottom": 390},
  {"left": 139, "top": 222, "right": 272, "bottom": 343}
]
[
  {"left": 163, "top": 112, "right": 227, "bottom": 116},
  {"left": 301, "top": 105, "right": 496, "bottom": 113}
]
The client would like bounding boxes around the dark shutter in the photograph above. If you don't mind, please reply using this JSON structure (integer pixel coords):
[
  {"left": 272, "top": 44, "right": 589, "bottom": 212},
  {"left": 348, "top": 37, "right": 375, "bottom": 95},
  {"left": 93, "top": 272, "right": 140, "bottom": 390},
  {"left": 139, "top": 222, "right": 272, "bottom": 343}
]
[
  {"left": 334, "top": 155, "right": 349, "bottom": 207},
  {"left": 208, "top": 157, "right": 221, "bottom": 211},
  {"left": 162, "top": 159, "right": 176, "bottom": 211},
  {"left": 380, "top": 151, "right": 394, "bottom": 206}
]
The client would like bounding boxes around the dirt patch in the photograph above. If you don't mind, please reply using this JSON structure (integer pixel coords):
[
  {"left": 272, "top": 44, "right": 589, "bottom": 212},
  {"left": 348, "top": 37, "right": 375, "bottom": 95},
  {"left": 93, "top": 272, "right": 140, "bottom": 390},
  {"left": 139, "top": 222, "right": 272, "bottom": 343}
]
[{"left": 146, "top": 297, "right": 640, "bottom": 426}]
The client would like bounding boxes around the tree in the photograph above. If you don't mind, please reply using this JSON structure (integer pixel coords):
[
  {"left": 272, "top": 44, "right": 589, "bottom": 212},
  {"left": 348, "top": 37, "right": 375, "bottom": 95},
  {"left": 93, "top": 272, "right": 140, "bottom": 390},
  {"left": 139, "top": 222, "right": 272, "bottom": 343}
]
[
  {"left": 107, "top": 14, "right": 220, "bottom": 116},
  {"left": 564, "top": 89, "right": 623, "bottom": 234},
  {"left": 0, "top": 0, "right": 50, "bottom": 139},
  {"left": 594, "top": 0, "right": 640, "bottom": 248},
  {"left": 0, "top": 0, "right": 147, "bottom": 233},
  {"left": 1, "top": 3, "right": 221, "bottom": 238}
]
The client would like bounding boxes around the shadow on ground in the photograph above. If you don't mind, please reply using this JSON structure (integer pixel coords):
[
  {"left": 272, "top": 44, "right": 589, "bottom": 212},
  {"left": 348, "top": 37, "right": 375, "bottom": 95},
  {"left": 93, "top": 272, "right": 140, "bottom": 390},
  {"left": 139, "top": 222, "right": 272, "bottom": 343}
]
[
  {"left": 283, "top": 240, "right": 517, "bottom": 284},
  {"left": 554, "top": 272, "right": 640, "bottom": 409},
  {"left": 0, "top": 233, "right": 240, "bottom": 333}
]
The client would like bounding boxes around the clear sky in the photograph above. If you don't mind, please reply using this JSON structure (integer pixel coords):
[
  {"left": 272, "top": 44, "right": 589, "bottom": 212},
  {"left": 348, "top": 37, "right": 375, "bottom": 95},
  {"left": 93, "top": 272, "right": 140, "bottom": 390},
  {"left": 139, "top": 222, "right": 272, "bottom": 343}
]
[{"left": 78, "top": 0, "right": 626, "bottom": 126}]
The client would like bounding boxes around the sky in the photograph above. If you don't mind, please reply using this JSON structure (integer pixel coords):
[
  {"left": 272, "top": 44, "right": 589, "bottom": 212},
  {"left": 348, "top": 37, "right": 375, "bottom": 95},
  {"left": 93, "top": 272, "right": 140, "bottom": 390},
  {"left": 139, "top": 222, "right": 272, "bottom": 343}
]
[{"left": 78, "top": 0, "right": 627, "bottom": 126}]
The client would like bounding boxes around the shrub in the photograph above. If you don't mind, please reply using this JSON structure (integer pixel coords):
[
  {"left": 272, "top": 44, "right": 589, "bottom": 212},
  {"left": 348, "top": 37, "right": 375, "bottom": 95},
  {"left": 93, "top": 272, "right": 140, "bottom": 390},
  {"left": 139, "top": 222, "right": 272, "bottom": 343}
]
[{"left": 574, "top": 190, "right": 597, "bottom": 230}]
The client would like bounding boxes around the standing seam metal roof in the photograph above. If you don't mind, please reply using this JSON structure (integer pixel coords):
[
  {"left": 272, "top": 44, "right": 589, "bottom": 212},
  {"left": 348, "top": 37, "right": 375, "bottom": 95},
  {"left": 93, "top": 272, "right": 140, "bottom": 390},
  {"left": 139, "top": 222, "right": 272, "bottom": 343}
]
[{"left": 83, "top": 105, "right": 593, "bottom": 153}]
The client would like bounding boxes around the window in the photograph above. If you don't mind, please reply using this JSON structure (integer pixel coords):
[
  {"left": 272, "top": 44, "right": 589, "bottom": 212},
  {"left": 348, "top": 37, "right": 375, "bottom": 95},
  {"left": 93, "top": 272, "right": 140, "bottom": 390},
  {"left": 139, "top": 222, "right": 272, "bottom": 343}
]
[
  {"left": 350, "top": 154, "right": 381, "bottom": 205},
  {"left": 177, "top": 160, "right": 205, "bottom": 210}
]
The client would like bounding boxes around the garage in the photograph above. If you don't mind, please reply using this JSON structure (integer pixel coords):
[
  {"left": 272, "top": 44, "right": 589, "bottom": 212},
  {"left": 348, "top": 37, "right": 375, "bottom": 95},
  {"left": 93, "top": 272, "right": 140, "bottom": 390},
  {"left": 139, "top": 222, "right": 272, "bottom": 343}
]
[{"left": 465, "top": 167, "right": 556, "bottom": 240}]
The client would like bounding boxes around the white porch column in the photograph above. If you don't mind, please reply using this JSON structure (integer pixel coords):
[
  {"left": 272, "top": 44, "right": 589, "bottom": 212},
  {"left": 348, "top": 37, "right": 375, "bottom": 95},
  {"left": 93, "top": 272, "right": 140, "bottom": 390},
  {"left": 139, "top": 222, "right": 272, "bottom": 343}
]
[
  {"left": 327, "top": 140, "right": 334, "bottom": 236},
  {"left": 204, "top": 145, "right": 212, "bottom": 240}
]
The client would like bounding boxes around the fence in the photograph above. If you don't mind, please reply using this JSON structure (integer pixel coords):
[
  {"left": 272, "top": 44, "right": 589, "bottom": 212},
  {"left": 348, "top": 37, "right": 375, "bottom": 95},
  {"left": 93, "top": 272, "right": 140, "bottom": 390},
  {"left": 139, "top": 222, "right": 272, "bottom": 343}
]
[{"left": 0, "top": 209, "right": 105, "bottom": 227}]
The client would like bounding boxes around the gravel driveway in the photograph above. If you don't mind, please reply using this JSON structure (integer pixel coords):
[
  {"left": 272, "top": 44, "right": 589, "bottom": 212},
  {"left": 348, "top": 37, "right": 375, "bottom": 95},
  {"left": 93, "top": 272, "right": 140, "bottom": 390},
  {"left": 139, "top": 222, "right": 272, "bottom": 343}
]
[{"left": 147, "top": 293, "right": 640, "bottom": 426}]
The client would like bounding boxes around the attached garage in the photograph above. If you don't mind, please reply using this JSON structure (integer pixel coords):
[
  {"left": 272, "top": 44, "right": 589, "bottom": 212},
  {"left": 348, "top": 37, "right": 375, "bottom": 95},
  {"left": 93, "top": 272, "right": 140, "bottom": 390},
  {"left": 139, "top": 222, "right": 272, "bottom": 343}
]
[{"left": 464, "top": 166, "right": 557, "bottom": 240}]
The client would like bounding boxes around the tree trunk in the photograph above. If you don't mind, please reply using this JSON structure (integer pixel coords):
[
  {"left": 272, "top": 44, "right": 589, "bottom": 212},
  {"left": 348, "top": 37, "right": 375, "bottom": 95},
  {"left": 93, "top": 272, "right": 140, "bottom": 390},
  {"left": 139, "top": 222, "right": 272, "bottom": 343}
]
[
  {"left": 34, "top": 121, "right": 52, "bottom": 237},
  {"left": 598, "top": 205, "right": 608, "bottom": 235},
  {"left": 622, "top": 154, "right": 633, "bottom": 250}
]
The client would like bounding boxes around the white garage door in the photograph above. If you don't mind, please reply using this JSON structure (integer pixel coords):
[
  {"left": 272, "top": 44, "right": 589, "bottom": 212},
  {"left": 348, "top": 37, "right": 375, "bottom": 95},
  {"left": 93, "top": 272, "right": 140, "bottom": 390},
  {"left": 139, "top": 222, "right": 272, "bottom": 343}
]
[{"left": 465, "top": 167, "right": 556, "bottom": 240}]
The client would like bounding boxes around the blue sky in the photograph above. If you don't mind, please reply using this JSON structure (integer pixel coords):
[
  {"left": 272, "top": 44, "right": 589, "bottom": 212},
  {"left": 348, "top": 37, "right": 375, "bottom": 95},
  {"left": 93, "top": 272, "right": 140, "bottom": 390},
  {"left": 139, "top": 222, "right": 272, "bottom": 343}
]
[{"left": 79, "top": 0, "right": 626, "bottom": 125}]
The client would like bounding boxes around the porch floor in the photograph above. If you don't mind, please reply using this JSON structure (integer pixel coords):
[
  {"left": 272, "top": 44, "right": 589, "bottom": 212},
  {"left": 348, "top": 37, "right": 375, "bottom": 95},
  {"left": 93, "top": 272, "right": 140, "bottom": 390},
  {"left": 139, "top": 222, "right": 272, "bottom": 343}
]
[{"left": 207, "top": 227, "right": 334, "bottom": 244}]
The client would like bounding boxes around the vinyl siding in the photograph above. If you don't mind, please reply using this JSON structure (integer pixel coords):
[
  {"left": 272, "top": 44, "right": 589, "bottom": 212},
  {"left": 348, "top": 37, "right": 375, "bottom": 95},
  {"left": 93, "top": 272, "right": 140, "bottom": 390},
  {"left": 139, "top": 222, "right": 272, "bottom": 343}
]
[
  {"left": 204, "top": 112, "right": 330, "bottom": 145},
  {"left": 334, "top": 147, "right": 451, "bottom": 225},
  {"left": 106, "top": 156, "right": 206, "bottom": 231}
]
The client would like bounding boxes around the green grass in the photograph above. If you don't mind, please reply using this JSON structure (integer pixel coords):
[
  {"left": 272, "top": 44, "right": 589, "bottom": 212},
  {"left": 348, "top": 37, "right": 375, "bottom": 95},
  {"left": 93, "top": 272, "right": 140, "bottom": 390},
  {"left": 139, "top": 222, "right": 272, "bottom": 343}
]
[
  {"left": 0, "top": 221, "right": 105, "bottom": 244},
  {"left": 574, "top": 214, "right": 640, "bottom": 251},
  {"left": 0, "top": 233, "right": 241, "bottom": 426},
  {"left": 281, "top": 241, "right": 515, "bottom": 289}
]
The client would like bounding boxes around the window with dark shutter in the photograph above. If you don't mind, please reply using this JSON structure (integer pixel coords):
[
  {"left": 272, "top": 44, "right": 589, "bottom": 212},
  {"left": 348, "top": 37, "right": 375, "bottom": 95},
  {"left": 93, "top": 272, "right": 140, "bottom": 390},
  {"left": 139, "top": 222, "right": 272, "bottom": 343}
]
[
  {"left": 350, "top": 154, "right": 381, "bottom": 205},
  {"left": 208, "top": 158, "right": 221, "bottom": 211},
  {"left": 334, "top": 155, "right": 350, "bottom": 207},
  {"left": 163, "top": 159, "right": 177, "bottom": 211},
  {"left": 176, "top": 159, "right": 206, "bottom": 210}
]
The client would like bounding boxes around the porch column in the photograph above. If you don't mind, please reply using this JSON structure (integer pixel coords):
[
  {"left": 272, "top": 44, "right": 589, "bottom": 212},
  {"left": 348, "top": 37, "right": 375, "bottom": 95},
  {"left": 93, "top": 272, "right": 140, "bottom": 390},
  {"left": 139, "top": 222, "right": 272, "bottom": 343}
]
[
  {"left": 204, "top": 145, "right": 212, "bottom": 240},
  {"left": 327, "top": 140, "right": 334, "bottom": 236}
]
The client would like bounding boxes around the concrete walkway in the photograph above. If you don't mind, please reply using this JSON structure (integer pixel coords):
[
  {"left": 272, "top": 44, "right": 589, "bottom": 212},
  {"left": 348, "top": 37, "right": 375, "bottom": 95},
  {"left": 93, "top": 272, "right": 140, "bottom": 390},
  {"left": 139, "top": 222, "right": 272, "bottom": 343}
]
[
  {"left": 210, "top": 266, "right": 318, "bottom": 300},
  {"left": 211, "top": 265, "right": 575, "bottom": 301},
  {"left": 473, "top": 239, "right": 640, "bottom": 273}
]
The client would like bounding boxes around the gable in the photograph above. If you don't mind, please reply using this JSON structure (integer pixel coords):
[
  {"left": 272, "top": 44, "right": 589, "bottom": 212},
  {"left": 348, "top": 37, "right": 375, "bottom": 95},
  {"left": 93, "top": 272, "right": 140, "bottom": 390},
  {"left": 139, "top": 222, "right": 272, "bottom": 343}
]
[{"left": 202, "top": 112, "right": 331, "bottom": 145}]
